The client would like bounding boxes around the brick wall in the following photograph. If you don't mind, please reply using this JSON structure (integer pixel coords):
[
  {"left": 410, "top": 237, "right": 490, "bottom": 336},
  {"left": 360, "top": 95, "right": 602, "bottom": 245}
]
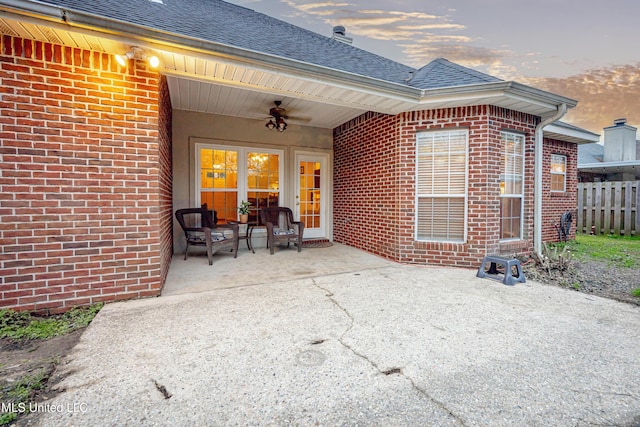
[
  {"left": 333, "top": 112, "right": 400, "bottom": 260},
  {"left": 334, "top": 106, "right": 542, "bottom": 268},
  {"left": 541, "top": 138, "right": 578, "bottom": 242},
  {"left": 157, "top": 76, "right": 173, "bottom": 291},
  {"left": 0, "top": 36, "right": 166, "bottom": 312}
]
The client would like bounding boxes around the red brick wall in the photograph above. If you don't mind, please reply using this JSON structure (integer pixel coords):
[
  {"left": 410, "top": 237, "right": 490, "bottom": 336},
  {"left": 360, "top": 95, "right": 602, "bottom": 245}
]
[
  {"left": 333, "top": 112, "right": 400, "bottom": 260},
  {"left": 157, "top": 76, "right": 173, "bottom": 291},
  {"left": 0, "top": 36, "right": 165, "bottom": 312},
  {"left": 334, "top": 106, "right": 541, "bottom": 267},
  {"left": 541, "top": 138, "right": 578, "bottom": 242}
]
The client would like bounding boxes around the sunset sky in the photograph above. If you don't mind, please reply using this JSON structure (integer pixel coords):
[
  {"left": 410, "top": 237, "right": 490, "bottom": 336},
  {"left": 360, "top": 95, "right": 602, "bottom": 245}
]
[{"left": 230, "top": 0, "right": 640, "bottom": 138}]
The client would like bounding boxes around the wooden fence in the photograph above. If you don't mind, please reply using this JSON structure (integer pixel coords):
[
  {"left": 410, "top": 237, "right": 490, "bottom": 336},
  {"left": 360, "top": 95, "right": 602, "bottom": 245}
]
[{"left": 576, "top": 181, "right": 639, "bottom": 236}]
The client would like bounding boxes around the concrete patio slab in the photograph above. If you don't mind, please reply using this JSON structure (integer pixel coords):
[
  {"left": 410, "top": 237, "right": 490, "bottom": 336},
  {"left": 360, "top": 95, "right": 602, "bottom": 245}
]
[
  {"left": 162, "top": 242, "right": 392, "bottom": 296},
  {"left": 33, "top": 245, "right": 640, "bottom": 426}
]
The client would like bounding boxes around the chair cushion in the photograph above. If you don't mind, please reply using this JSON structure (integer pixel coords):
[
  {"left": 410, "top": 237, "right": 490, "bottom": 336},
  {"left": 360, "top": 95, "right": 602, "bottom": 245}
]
[{"left": 273, "top": 228, "right": 295, "bottom": 235}]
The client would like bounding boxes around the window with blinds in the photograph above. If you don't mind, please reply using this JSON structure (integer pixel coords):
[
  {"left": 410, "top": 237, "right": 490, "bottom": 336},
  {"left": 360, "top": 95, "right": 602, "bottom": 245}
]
[
  {"left": 500, "top": 132, "right": 525, "bottom": 240},
  {"left": 416, "top": 129, "right": 468, "bottom": 242}
]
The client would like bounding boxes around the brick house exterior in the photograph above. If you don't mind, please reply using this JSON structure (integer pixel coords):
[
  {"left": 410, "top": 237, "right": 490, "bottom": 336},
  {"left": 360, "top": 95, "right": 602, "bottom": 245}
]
[
  {"left": 0, "top": 0, "right": 599, "bottom": 312},
  {"left": 0, "top": 36, "right": 173, "bottom": 312},
  {"left": 334, "top": 106, "right": 572, "bottom": 267}
]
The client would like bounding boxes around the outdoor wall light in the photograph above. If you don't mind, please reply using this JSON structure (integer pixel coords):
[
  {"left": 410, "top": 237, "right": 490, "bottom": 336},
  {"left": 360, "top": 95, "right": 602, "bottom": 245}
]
[{"left": 115, "top": 47, "right": 160, "bottom": 69}]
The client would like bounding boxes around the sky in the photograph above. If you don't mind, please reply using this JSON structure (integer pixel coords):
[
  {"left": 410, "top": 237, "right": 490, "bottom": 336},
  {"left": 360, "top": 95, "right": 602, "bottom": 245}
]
[{"left": 229, "top": 0, "right": 640, "bottom": 139}]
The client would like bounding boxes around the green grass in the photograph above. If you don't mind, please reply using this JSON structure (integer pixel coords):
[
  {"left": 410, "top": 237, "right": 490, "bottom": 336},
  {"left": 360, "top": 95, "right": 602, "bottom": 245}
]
[
  {"left": 632, "top": 288, "right": 640, "bottom": 298},
  {"left": 0, "top": 303, "right": 103, "bottom": 341},
  {"left": 568, "top": 234, "right": 640, "bottom": 268}
]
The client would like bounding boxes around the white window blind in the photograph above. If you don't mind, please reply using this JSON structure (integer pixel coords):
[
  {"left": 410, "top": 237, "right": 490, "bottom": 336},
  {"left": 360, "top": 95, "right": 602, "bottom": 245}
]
[
  {"left": 416, "top": 130, "right": 467, "bottom": 242},
  {"left": 500, "top": 132, "right": 524, "bottom": 240}
]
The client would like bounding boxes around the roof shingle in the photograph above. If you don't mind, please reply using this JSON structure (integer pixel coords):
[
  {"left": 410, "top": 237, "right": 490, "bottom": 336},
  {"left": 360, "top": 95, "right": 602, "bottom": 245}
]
[{"left": 43, "top": 0, "right": 502, "bottom": 90}]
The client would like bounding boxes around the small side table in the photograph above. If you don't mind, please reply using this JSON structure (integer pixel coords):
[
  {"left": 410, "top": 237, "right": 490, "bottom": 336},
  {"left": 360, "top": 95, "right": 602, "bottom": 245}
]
[{"left": 229, "top": 221, "right": 256, "bottom": 253}]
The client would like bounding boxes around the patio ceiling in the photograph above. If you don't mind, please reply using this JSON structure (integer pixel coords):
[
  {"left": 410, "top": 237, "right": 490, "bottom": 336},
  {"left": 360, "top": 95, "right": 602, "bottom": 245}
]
[{"left": 1, "top": 11, "right": 576, "bottom": 130}]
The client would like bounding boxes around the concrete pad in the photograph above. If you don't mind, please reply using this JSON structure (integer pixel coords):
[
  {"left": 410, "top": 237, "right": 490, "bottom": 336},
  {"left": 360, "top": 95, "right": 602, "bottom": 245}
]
[
  {"left": 34, "top": 246, "right": 640, "bottom": 426},
  {"left": 163, "top": 242, "right": 391, "bottom": 296}
]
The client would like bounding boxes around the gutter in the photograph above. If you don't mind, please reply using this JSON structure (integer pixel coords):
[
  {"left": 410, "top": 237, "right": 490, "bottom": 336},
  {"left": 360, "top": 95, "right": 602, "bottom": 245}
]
[{"left": 533, "top": 104, "right": 567, "bottom": 257}]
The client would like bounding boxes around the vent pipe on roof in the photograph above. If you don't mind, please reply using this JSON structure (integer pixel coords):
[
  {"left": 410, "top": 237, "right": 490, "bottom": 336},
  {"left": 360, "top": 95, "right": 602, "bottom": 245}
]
[{"left": 331, "top": 26, "right": 353, "bottom": 45}]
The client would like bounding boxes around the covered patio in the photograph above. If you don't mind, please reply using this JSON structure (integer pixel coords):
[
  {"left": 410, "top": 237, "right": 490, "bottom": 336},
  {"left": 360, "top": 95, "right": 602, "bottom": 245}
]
[{"left": 162, "top": 243, "right": 396, "bottom": 297}]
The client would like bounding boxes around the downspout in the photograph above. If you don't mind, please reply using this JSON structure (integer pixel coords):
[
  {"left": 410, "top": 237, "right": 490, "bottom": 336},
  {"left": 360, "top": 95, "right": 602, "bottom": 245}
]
[{"left": 533, "top": 103, "right": 567, "bottom": 256}]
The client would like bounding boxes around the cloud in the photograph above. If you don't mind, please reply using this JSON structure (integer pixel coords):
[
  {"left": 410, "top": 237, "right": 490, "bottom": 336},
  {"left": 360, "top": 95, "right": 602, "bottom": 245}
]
[
  {"left": 401, "top": 43, "right": 507, "bottom": 68},
  {"left": 281, "top": 1, "right": 467, "bottom": 44},
  {"left": 524, "top": 63, "right": 640, "bottom": 134}
]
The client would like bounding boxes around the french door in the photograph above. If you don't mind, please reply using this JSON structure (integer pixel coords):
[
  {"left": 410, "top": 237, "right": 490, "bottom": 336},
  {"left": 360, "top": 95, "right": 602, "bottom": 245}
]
[{"left": 295, "top": 153, "right": 329, "bottom": 239}]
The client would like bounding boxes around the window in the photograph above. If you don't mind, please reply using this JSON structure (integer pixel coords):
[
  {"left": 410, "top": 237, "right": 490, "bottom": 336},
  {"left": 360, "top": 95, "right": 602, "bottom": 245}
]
[
  {"left": 550, "top": 154, "right": 566, "bottom": 192},
  {"left": 198, "top": 145, "right": 282, "bottom": 223},
  {"left": 500, "top": 132, "right": 524, "bottom": 240},
  {"left": 416, "top": 129, "right": 467, "bottom": 242}
]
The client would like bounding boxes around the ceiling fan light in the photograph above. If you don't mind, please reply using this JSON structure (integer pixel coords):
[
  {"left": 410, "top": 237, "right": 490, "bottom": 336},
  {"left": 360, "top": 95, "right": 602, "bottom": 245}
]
[
  {"left": 265, "top": 119, "right": 276, "bottom": 130},
  {"left": 276, "top": 117, "right": 287, "bottom": 132}
]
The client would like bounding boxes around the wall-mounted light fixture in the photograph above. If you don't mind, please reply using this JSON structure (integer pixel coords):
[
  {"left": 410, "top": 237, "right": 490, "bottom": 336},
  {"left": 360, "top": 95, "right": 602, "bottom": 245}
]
[{"left": 115, "top": 46, "right": 159, "bottom": 68}]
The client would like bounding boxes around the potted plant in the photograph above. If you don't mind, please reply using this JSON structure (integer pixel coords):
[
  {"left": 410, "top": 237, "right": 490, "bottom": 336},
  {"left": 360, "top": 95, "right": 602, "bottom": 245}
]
[{"left": 238, "top": 200, "right": 251, "bottom": 223}]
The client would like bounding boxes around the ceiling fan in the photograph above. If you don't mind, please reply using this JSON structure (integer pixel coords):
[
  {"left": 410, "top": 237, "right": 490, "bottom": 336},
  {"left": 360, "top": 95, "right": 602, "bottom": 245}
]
[
  {"left": 265, "top": 101, "right": 288, "bottom": 132},
  {"left": 264, "top": 101, "right": 311, "bottom": 131}
]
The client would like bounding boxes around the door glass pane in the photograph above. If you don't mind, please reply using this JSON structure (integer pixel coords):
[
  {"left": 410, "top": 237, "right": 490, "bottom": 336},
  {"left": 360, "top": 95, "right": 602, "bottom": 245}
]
[
  {"left": 299, "top": 161, "right": 321, "bottom": 230},
  {"left": 248, "top": 152, "right": 280, "bottom": 223}
]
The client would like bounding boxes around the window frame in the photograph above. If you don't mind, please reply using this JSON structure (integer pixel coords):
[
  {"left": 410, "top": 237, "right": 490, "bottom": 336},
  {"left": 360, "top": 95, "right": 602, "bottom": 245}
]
[
  {"left": 499, "top": 131, "right": 525, "bottom": 241},
  {"left": 550, "top": 154, "right": 567, "bottom": 193},
  {"left": 195, "top": 143, "right": 284, "bottom": 221},
  {"left": 414, "top": 129, "right": 468, "bottom": 243}
]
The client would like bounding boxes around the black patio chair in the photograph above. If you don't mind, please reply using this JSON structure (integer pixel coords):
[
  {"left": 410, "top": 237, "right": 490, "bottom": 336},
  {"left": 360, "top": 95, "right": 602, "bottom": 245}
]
[{"left": 175, "top": 207, "right": 239, "bottom": 265}]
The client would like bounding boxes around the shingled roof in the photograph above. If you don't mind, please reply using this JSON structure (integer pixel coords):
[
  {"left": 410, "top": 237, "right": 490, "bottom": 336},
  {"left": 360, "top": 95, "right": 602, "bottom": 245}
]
[{"left": 41, "top": 0, "right": 500, "bottom": 90}]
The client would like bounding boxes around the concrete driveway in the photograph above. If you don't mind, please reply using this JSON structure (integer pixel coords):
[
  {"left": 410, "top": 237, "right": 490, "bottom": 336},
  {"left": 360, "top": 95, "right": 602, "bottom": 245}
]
[{"left": 36, "top": 244, "right": 640, "bottom": 426}]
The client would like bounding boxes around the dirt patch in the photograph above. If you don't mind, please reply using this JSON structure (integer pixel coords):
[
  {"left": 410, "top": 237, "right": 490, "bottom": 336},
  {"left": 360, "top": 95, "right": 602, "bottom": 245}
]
[
  {"left": 523, "top": 259, "right": 640, "bottom": 306},
  {"left": 0, "top": 329, "right": 85, "bottom": 426}
]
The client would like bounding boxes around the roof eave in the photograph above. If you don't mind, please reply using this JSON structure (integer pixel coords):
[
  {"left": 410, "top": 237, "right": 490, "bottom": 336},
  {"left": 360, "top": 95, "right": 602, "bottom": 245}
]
[
  {"left": 544, "top": 123, "right": 600, "bottom": 145},
  {"left": 415, "top": 81, "right": 577, "bottom": 116},
  {"left": 0, "top": 0, "right": 423, "bottom": 102},
  {"left": 579, "top": 160, "right": 640, "bottom": 169}
]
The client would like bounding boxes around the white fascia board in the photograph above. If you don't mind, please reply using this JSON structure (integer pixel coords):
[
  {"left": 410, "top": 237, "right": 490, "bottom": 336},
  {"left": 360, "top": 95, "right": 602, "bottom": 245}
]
[{"left": 579, "top": 160, "right": 640, "bottom": 169}]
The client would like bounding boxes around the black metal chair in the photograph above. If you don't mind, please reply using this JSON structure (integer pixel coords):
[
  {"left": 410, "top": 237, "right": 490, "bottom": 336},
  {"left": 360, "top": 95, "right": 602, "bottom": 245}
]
[
  {"left": 175, "top": 207, "right": 239, "bottom": 265},
  {"left": 259, "top": 207, "right": 304, "bottom": 255}
]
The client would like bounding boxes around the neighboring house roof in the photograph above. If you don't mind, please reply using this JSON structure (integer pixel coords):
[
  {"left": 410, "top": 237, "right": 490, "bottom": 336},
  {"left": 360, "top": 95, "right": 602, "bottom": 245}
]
[{"left": 578, "top": 143, "right": 604, "bottom": 164}]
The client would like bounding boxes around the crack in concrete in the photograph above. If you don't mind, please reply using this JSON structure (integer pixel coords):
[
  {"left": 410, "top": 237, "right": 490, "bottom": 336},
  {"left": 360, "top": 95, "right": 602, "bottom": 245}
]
[{"left": 311, "top": 278, "right": 466, "bottom": 426}]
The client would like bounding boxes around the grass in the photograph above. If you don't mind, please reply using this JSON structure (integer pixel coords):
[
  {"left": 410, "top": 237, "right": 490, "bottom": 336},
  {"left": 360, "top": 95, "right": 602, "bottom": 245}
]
[
  {"left": 567, "top": 234, "right": 640, "bottom": 269},
  {"left": 0, "top": 303, "right": 103, "bottom": 340}
]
